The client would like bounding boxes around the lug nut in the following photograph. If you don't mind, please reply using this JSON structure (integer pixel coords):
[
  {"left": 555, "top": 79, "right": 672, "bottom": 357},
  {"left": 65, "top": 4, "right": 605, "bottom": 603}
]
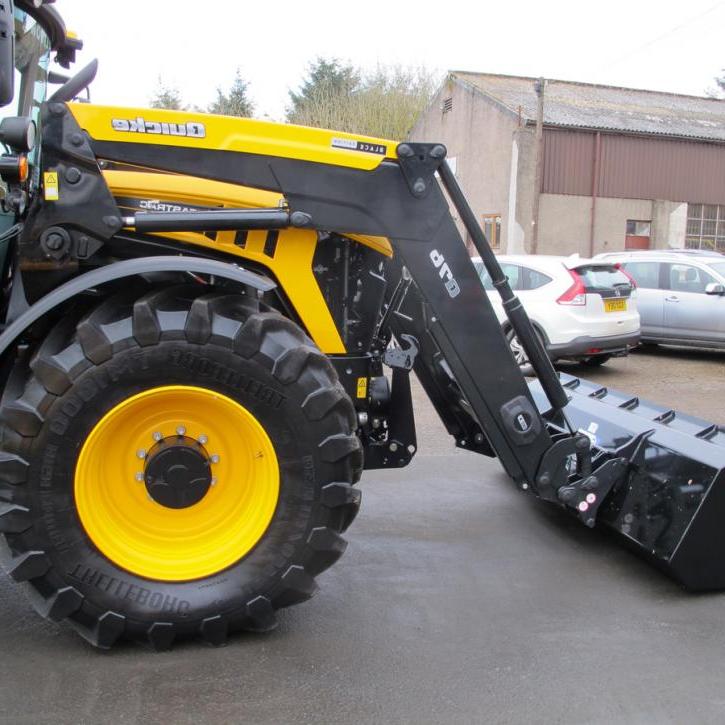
[
  {"left": 152, "top": 431, "right": 163, "bottom": 442},
  {"left": 211, "top": 477, "right": 217, "bottom": 486},
  {"left": 198, "top": 434, "right": 208, "bottom": 445},
  {"left": 136, "top": 449, "right": 146, "bottom": 460},
  {"left": 210, "top": 454, "right": 220, "bottom": 464},
  {"left": 135, "top": 472, "right": 144, "bottom": 482},
  {"left": 176, "top": 425, "right": 186, "bottom": 436}
]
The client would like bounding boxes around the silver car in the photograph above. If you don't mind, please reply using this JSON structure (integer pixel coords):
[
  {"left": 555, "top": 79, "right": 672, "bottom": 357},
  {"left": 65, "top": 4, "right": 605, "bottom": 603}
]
[{"left": 595, "top": 251, "right": 725, "bottom": 349}]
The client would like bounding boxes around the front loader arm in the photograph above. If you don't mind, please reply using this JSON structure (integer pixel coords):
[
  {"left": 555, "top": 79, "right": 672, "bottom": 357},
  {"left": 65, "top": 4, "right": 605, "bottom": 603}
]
[{"left": 27, "top": 104, "right": 725, "bottom": 592}]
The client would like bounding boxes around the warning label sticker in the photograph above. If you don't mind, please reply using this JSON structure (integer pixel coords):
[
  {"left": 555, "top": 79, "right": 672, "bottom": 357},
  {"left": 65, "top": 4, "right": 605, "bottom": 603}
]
[
  {"left": 356, "top": 376, "right": 368, "bottom": 399},
  {"left": 44, "top": 171, "right": 59, "bottom": 201}
]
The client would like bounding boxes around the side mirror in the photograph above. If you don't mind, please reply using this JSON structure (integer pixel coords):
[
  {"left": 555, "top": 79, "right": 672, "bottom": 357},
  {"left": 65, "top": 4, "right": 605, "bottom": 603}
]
[
  {"left": 705, "top": 282, "right": 725, "bottom": 296},
  {"left": 0, "top": 0, "right": 14, "bottom": 107}
]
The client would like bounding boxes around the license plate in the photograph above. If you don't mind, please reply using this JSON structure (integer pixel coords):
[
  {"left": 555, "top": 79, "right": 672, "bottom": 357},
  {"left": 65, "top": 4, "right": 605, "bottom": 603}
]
[{"left": 604, "top": 298, "right": 627, "bottom": 313}]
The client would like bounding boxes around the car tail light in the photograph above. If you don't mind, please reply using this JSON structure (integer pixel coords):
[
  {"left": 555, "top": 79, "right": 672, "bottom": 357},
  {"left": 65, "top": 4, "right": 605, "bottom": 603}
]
[
  {"left": 615, "top": 263, "right": 637, "bottom": 288},
  {"left": 557, "top": 269, "right": 587, "bottom": 306}
]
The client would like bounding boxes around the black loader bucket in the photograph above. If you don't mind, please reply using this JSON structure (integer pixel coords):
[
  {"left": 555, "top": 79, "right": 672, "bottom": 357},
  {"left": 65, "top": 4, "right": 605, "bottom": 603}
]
[{"left": 528, "top": 373, "right": 725, "bottom": 592}]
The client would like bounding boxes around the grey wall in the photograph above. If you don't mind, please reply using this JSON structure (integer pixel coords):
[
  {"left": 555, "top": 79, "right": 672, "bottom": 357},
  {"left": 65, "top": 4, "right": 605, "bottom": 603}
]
[
  {"left": 411, "top": 77, "right": 519, "bottom": 251},
  {"left": 538, "top": 194, "right": 687, "bottom": 254}
]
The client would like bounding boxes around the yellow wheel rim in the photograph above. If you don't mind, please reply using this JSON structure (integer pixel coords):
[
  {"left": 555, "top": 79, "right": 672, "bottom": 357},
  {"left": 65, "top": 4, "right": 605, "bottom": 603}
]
[{"left": 75, "top": 385, "right": 279, "bottom": 581}]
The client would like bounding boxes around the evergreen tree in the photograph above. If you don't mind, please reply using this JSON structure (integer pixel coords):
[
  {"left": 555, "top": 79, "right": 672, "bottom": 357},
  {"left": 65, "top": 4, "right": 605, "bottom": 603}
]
[
  {"left": 208, "top": 69, "right": 254, "bottom": 117},
  {"left": 149, "top": 77, "right": 183, "bottom": 110},
  {"left": 287, "top": 58, "right": 360, "bottom": 123},
  {"left": 714, "top": 70, "right": 725, "bottom": 98}
]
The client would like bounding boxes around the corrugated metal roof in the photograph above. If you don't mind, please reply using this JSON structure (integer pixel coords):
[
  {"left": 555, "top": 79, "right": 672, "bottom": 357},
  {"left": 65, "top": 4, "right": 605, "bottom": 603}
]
[{"left": 452, "top": 71, "right": 725, "bottom": 143}]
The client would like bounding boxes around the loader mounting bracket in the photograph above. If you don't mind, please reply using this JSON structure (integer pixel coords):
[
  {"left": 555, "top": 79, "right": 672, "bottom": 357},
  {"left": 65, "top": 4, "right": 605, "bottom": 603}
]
[
  {"left": 536, "top": 428, "right": 654, "bottom": 528},
  {"left": 364, "top": 368, "right": 417, "bottom": 470},
  {"left": 383, "top": 334, "right": 418, "bottom": 370},
  {"left": 535, "top": 433, "right": 591, "bottom": 496},
  {"left": 557, "top": 457, "right": 629, "bottom": 528}
]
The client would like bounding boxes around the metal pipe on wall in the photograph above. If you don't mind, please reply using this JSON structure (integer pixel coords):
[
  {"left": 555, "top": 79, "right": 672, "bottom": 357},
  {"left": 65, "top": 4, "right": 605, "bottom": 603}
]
[
  {"left": 589, "top": 131, "right": 601, "bottom": 257},
  {"left": 531, "top": 78, "right": 545, "bottom": 255}
]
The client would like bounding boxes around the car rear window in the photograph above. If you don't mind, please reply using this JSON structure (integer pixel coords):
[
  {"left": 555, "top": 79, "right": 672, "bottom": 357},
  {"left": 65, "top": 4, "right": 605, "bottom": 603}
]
[
  {"left": 622, "top": 261, "right": 659, "bottom": 289},
  {"left": 574, "top": 265, "right": 633, "bottom": 293},
  {"left": 477, "top": 262, "right": 552, "bottom": 291}
]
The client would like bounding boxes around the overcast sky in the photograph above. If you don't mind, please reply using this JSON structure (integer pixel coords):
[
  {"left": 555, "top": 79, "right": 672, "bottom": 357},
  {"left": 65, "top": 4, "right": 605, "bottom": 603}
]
[{"left": 57, "top": 0, "right": 725, "bottom": 120}]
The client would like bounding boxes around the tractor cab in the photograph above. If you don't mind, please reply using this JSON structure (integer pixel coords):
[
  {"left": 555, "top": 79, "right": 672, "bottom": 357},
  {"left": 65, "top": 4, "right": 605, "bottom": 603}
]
[{"left": 0, "top": 1, "right": 81, "bottom": 237}]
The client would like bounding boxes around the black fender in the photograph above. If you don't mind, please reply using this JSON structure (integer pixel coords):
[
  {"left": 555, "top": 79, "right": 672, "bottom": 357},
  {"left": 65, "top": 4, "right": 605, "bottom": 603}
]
[{"left": 0, "top": 255, "right": 275, "bottom": 358}]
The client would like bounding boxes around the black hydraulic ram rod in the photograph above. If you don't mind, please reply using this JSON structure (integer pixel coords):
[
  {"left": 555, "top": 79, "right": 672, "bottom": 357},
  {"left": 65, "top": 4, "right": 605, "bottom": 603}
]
[
  {"left": 125, "top": 207, "right": 312, "bottom": 234},
  {"left": 437, "top": 160, "right": 569, "bottom": 412}
]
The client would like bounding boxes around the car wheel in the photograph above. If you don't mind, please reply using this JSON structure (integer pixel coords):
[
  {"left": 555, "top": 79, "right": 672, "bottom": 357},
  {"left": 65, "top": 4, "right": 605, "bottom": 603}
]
[
  {"left": 505, "top": 327, "right": 546, "bottom": 369},
  {"left": 580, "top": 354, "right": 612, "bottom": 367}
]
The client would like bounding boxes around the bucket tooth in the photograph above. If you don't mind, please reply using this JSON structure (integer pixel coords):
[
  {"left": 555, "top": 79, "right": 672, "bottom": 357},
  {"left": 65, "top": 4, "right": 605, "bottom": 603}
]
[
  {"left": 619, "top": 396, "right": 640, "bottom": 411},
  {"left": 654, "top": 409, "right": 676, "bottom": 424},
  {"left": 696, "top": 424, "right": 720, "bottom": 441}
]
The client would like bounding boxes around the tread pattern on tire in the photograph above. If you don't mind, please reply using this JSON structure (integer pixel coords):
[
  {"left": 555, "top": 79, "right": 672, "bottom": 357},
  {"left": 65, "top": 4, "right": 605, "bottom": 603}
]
[{"left": 0, "top": 284, "right": 362, "bottom": 649}]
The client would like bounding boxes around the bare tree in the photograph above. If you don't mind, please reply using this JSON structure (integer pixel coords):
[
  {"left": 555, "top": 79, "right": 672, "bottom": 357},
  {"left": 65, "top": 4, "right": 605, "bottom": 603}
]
[{"left": 288, "top": 62, "right": 440, "bottom": 140}]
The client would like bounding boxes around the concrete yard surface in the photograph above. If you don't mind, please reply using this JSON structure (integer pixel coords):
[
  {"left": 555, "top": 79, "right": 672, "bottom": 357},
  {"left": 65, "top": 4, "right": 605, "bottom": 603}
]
[{"left": 0, "top": 345, "right": 723, "bottom": 724}]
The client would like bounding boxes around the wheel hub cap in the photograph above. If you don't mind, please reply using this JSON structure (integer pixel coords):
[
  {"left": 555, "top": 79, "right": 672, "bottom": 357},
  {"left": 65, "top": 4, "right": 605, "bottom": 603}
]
[{"left": 144, "top": 436, "right": 212, "bottom": 509}]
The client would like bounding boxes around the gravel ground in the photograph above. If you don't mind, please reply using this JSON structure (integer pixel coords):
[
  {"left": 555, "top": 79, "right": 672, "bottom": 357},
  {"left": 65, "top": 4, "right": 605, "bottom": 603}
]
[
  {"left": 0, "top": 344, "right": 723, "bottom": 724},
  {"left": 413, "top": 344, "right": 725, "bottom": 458}
]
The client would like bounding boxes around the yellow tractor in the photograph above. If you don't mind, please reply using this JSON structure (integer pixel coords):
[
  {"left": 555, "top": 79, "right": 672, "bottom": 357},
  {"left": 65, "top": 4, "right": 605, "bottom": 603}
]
[{"left": 0, "top": 1, "right": 722, "bottom": 649}]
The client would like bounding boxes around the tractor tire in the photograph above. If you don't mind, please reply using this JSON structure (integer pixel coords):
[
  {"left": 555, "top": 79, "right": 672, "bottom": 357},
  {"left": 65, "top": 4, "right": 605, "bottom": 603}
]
[{"left": 0, "top": 285, "right": 362, "bottom": 649}]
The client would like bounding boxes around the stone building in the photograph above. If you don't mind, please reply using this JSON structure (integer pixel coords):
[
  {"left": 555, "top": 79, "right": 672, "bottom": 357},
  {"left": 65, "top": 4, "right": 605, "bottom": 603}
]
[{"left": 411, "top": 72, "right": 725, "bottom": 256}]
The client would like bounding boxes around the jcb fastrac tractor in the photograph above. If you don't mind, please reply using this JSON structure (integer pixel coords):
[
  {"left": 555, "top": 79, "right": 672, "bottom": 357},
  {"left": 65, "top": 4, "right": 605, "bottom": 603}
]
[{"left": 0, "top": 1, "right": 722, "bottom": 651}]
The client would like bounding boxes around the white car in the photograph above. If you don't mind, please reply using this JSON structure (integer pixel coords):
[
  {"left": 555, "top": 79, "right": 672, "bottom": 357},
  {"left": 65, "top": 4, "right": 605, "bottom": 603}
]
[{"left": 472, "top": 255, "right": 640, "bottom": 367}]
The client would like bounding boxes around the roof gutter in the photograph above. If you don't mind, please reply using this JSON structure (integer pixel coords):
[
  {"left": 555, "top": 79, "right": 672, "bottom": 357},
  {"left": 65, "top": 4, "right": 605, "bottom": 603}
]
[{"left": 527, "top": 119, "right": 725, "bottom": 147}]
